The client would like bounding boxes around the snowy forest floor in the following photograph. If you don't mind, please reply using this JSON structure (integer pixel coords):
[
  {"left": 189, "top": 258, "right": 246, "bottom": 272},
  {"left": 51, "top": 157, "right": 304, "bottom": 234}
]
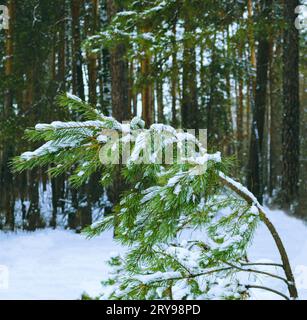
[{"left": 0, "top": 209, "right": 307, "bottom": 300}]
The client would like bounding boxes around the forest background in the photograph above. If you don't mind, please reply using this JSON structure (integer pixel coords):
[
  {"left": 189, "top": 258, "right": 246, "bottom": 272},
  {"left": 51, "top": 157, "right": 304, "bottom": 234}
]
[{"left": 0, "top": 0, "right": 306, "bottom": 231}]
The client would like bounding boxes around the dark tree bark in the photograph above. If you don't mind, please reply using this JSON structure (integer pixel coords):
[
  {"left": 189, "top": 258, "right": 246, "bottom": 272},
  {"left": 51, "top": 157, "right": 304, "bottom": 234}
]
[
  {"left": 85, "top": 0, "right": 98, "bottom": 106},
  {"left": 106, "top": 0, "right": 129, "bottom": 122},
  {"left": 105, "top": 0, "right": 130, "bottom": 235},
  {"left": 237, "top": 44, "right": 244, "bottom": 164},
  {"left": 140, "top": 24, "right": 154, "bottom": 127},
  {"left": 281, "top": 0, "right": 300, "bottom": 207},
  {"left": 269, "top": 38, "right": 282, "bottom": 197},
  {"left": 171, "top": 22, "right": 178, "bottom": 128},
  {"left": 182, "top": 16, "right": 199, "bottom": 130},
  {"left": 156, "top": 58, "right": 164, "bottom": 123},
  {"left": 0, "top": 0, "right": 16, "bottom": 230},
  {"left": 26, "top": 171, "right": 43, "bottom": 231},
  {"left": 58, "top": 1, "right": 66, "bottom": 91},
  {"left": 247, "top": 0, "right": 272, "bottom": 203},
  {"left": 71, "top": 0, "right": 85, "bottom": 100}
]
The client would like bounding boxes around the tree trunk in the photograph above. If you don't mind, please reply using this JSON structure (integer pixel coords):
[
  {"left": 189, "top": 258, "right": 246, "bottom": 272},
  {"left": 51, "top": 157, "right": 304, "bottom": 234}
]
[
  {"left": 281, "top": 0, "right": 300, "bottom": 207},
  {"left": 128, "top": 60, "right": 137, "bottom": 117},
  {"left": 71, "top": 0, "right": 85, "bottom": 100},
  {"left": 86, "top": 0, "right": 98, "bottom": 105},
  {"left": 269, "top": 39, "right": 282, "bottom": 197},
  {"left": 182, "top": 16, "right": 198, "bottom": 130},
  {"left": 156, "top": 59, "right": 164, "bottom": 123},
  {"left": 237, "top": 45, "right": 244, "bottom": 164},
  {"left": 247, "top": 0, "right": 272, "bottom": 203},
  {"left": 140, "top": 26, "right": 153, "bottom": 127},
  {"left": 106, "top": 0, "right": 129, "bottom": 122},
  {"left": 1, "top": 0, "right": 16, "bottom": 230},
  {"left": 58, "top": 1, "right": 66, "bottom": 91},
  {"left": 105, "top": 0, "right": 130, "bottom": 237},
  {"left": 246, "top": 0, "right": 256, "bottom": 144},
  {"left": 171, "top": 21, "right": 178, "bottom": 127}
]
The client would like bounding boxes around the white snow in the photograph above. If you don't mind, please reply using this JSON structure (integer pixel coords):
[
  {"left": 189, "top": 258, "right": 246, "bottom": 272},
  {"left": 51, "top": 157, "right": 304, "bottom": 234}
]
[
  {"left": 66, "top": 92, "right": 82, "bottom": 102},
  {"left": 0, "top": 209, "right": 306, "bottom": 300},
  {"left": 185, "top": 152, "right": 222, "bottom": 165},
  {"left": 141, "top": 186, "right": 162, "bottom": 203},
  {"left": 249, "top": 209, "right": 307, "bottom": 300},
  {"left": 50, "top": 121, "right": 105, "bottom": 129},
  {"left": 35, "top": 123, "right": 54, "bottom": 131},
  {"left": 150, "top": 123, "right": 177, "bottom": 135},
  {"left": 130, "top": 116, "right": 145, "bottom": 130},
  {"left": 0, "top": 229, "right": 122, "bottom": 300},
  {"left": 77, "top": 170, "right": 85, "bottom": 177},
  {"left": 219, "top": 172, "right": 261, "bottom": 209},
  {"left": 135, "top": 271, "right": 181, "bottom": 284},
  {"left": 174, "top": 184, "right": 182, "bottom": 195},
  {"left": 20, "top": 139, "right": 80, "bottom": 160}
]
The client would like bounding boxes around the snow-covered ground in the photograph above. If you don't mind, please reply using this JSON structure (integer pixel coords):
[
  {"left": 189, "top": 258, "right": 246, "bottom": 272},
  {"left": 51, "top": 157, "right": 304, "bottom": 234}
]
[
  {"left": 249, "top": 209, "right": 307, "bottom": 300},
  {"left": 0, "top": 229, "right": 123, "bottom": 300},
  {"left": 0, "top": 209, "right": 307, "bottom": 300}
]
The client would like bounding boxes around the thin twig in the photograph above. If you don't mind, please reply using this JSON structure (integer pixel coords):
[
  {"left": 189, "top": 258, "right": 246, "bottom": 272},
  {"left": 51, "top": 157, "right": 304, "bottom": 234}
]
[
  {"left": 240, "top": 262, "right": 283, "bottom": 268},
  {"left": 225, "top": 262, "right": 288, "bottom": 284},
  {"left": 138, "top": 267, "right": 233, "bottom": 284},
  {"left": 245, "top": 285, "right": 290, "bottom": 300}
]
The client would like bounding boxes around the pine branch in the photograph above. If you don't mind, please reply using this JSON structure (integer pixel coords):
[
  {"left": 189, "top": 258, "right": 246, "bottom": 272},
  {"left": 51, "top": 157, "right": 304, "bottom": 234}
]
[{"left": 219, "top": 173, "right": 298, "bottom": 299}]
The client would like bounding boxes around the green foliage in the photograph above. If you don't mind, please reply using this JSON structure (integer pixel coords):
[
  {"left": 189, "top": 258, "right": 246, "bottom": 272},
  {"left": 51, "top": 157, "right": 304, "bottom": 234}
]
[
  {"left": 12, "top": 94, "right": 104, "bottom": 187},
  {"left": 84, "top": 0, "right": 249, "bottom": 145},
  {"left": 13, "top": 96, "right": 271, "bottom": 300}
]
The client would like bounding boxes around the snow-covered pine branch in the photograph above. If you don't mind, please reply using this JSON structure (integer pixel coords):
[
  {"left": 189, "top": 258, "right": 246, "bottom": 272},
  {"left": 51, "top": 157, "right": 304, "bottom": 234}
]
[{"left": 13, "top": 94, "right": 298, "bottom": 300}]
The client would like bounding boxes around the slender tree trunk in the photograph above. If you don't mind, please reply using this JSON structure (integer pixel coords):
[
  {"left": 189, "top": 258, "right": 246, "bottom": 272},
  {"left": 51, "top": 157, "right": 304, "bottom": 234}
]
[
  {"left": 140, "top": 26, "right": 154, "bottom": 126},
  {"left": 171, "top": 21, "right": 178, "bottom": 127},
  {"left": 156, "top": 59, "right": 164, "bottom": 123},
  {"left": 1, "top": 0, "right": 16, "bottom": 230},
  {"left": 51, "top": 178, "right": 58, "bottom": 229},
  {"left": 71, "top": 0, "right": 85, "bottom": 100},
  {"left": 58, "top": 1, "right": 66, "bottom": 91},
  {"left": 237, "top": 45, "right": 244, "bottom": 164},
  {"left": 128, "top": 60, "right": 137, "bottom": 117},
  {"left": 86, "top": 0, "right": 98, "bottom": 105},
  {"left": 182, "top": 16, "right": 198, "bottom": 130},
  {"left": 105, "top": 0, "right": 130, "bottom": 237},
  {"left": 4, "top": 0, "right": 14, "bottom": 116},
  {"left": 247, "top": 0, "right": 272, "bottom": 203},
  {"left": 226, "top": 28, "right": 234, "bottom": 154},
  {"left": 26, "top": 171, "right": 42, "bottom": 231},
  {"left": 281, "top": 0, "right": 300, "bottom": 207},
  {"left": 246, "top": 0, "right": 256, "bottom": 144},
  {"left": 106, "top": 0, "right": 129, "bottom": 121},
  {"left": 247, "top": 0, "right": 257, "bottom": 77},
  {"left": 269, "top": 39, "right": 282, "bottom": 197},
  {"left": 101, "top": 47, "right": 111, "bottom": 115}
]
